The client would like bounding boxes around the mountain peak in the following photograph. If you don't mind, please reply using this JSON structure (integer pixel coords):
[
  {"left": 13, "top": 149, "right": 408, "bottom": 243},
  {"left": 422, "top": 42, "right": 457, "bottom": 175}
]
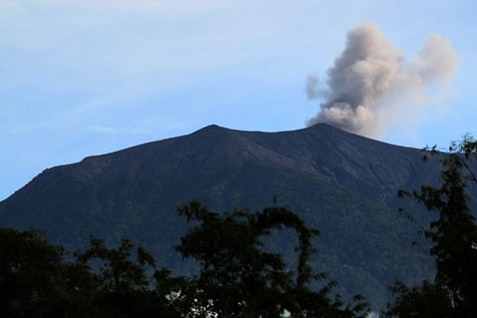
[
  {"left": 195, "top": 123, "right": 345, "bottom": 137},
  {"left": 197, "top": 124, "right": 226, "bottom": 132}
]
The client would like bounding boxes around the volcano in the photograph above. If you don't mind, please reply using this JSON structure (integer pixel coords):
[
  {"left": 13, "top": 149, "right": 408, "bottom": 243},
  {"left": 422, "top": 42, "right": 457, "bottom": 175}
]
[{"left": 0, "top": 123, "right": 441, "bottom": 309}]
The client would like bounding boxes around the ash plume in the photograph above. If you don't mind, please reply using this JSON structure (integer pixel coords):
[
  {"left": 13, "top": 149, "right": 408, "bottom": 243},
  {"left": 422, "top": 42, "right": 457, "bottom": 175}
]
[{"left": 306, "top": 23, "right": 459, "bottom": 138}]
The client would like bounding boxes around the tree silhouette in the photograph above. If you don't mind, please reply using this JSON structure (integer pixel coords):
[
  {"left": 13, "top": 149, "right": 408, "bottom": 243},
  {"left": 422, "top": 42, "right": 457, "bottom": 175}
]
[
  {"left": 176, "top": 201, "right": 368, "bottom": 318},
  {"left": 385, "top": 136, "right": 477, "bottom": 318},
  {"left": 0, "top": 202, "right": 369, "bottom": 317},
  {"left": 0, "top": 228, "right": 97, "bottom": 317}
]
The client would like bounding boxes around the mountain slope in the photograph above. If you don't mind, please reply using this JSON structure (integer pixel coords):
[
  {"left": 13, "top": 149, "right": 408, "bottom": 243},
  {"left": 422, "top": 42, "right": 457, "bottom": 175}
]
[{"left": 0, "top": 124, "right": 441, "bottom": 309}]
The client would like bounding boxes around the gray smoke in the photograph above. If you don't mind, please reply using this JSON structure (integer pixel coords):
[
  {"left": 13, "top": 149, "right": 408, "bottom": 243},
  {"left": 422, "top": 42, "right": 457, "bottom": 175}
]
[{"left": 306, "top": 22, "right": 459, "bottom": 138}]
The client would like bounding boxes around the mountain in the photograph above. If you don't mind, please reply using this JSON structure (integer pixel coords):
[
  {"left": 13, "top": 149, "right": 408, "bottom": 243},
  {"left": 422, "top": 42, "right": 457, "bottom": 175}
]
[{"left": 0, "top": 123, "right": 442, "bottom": 309}]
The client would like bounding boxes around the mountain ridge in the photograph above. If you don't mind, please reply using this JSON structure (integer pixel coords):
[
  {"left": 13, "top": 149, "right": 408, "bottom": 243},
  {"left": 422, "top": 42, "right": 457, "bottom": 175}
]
[{"left": 0, "top": 123, "right": 440, "bottom": 309}]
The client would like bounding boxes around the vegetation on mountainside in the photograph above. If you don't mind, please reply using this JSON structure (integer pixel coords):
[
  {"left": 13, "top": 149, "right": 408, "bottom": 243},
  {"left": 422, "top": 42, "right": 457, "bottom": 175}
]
[
  {"left": 383, "top": 137, "right": 477, "bottom": 318},
  {"left": 0, "top": 124, "right": 439, "bottom": 310},
  {"left": 4, "top": 129, "right": 477, "bottom": 317},
  {"left": 0, "top": 204, "right": 368, "bottom": 318}
]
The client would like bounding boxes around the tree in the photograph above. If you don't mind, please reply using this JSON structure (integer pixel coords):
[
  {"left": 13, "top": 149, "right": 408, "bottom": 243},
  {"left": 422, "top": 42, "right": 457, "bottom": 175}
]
[
  {"left": 384, "top": 137, "right": 477, "bottom": 318},
  {"left": 0, "top": 228, "right": 97, "bottom": 317},
  {"left": 75, "top": 237, "right": 181, "bottom": 318},
  {"left": 384, "top": 281, "right": 452, "bottom": 318},
  {"left": 175, "top": 201, "right": 369, "bottom": 318},
  {"left": 0, "top": 228, "right": 182, "bottom": 318},
  {"left": 76, "top": 237, "right": 156, "bottom": 293},
  {"left": 0, "top": 202, "right": 369, "bottom": 317}
]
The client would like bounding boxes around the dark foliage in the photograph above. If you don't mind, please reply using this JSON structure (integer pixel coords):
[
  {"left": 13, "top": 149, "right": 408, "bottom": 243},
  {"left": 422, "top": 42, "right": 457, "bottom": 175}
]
[
  {"left": 0, "top": 203, "right": 368, "bottom": 317},
  {"left": 176, "top": 202, "right": 369, "bottom": 317},
  {"left": 384, "top": 137, "right": 477, "bottom": 318},
  {"left": 383, "top": 281, "right": 452, "bottom": 318},
  {"left": 0, "top": 228, "right": 97, "bottom": 317}
]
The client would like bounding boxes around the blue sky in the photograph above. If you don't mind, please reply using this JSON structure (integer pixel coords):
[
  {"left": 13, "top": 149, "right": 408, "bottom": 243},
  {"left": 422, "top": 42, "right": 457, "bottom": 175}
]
[{"left": 1, "top": 0, "right": 477, "bottom": 200}]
